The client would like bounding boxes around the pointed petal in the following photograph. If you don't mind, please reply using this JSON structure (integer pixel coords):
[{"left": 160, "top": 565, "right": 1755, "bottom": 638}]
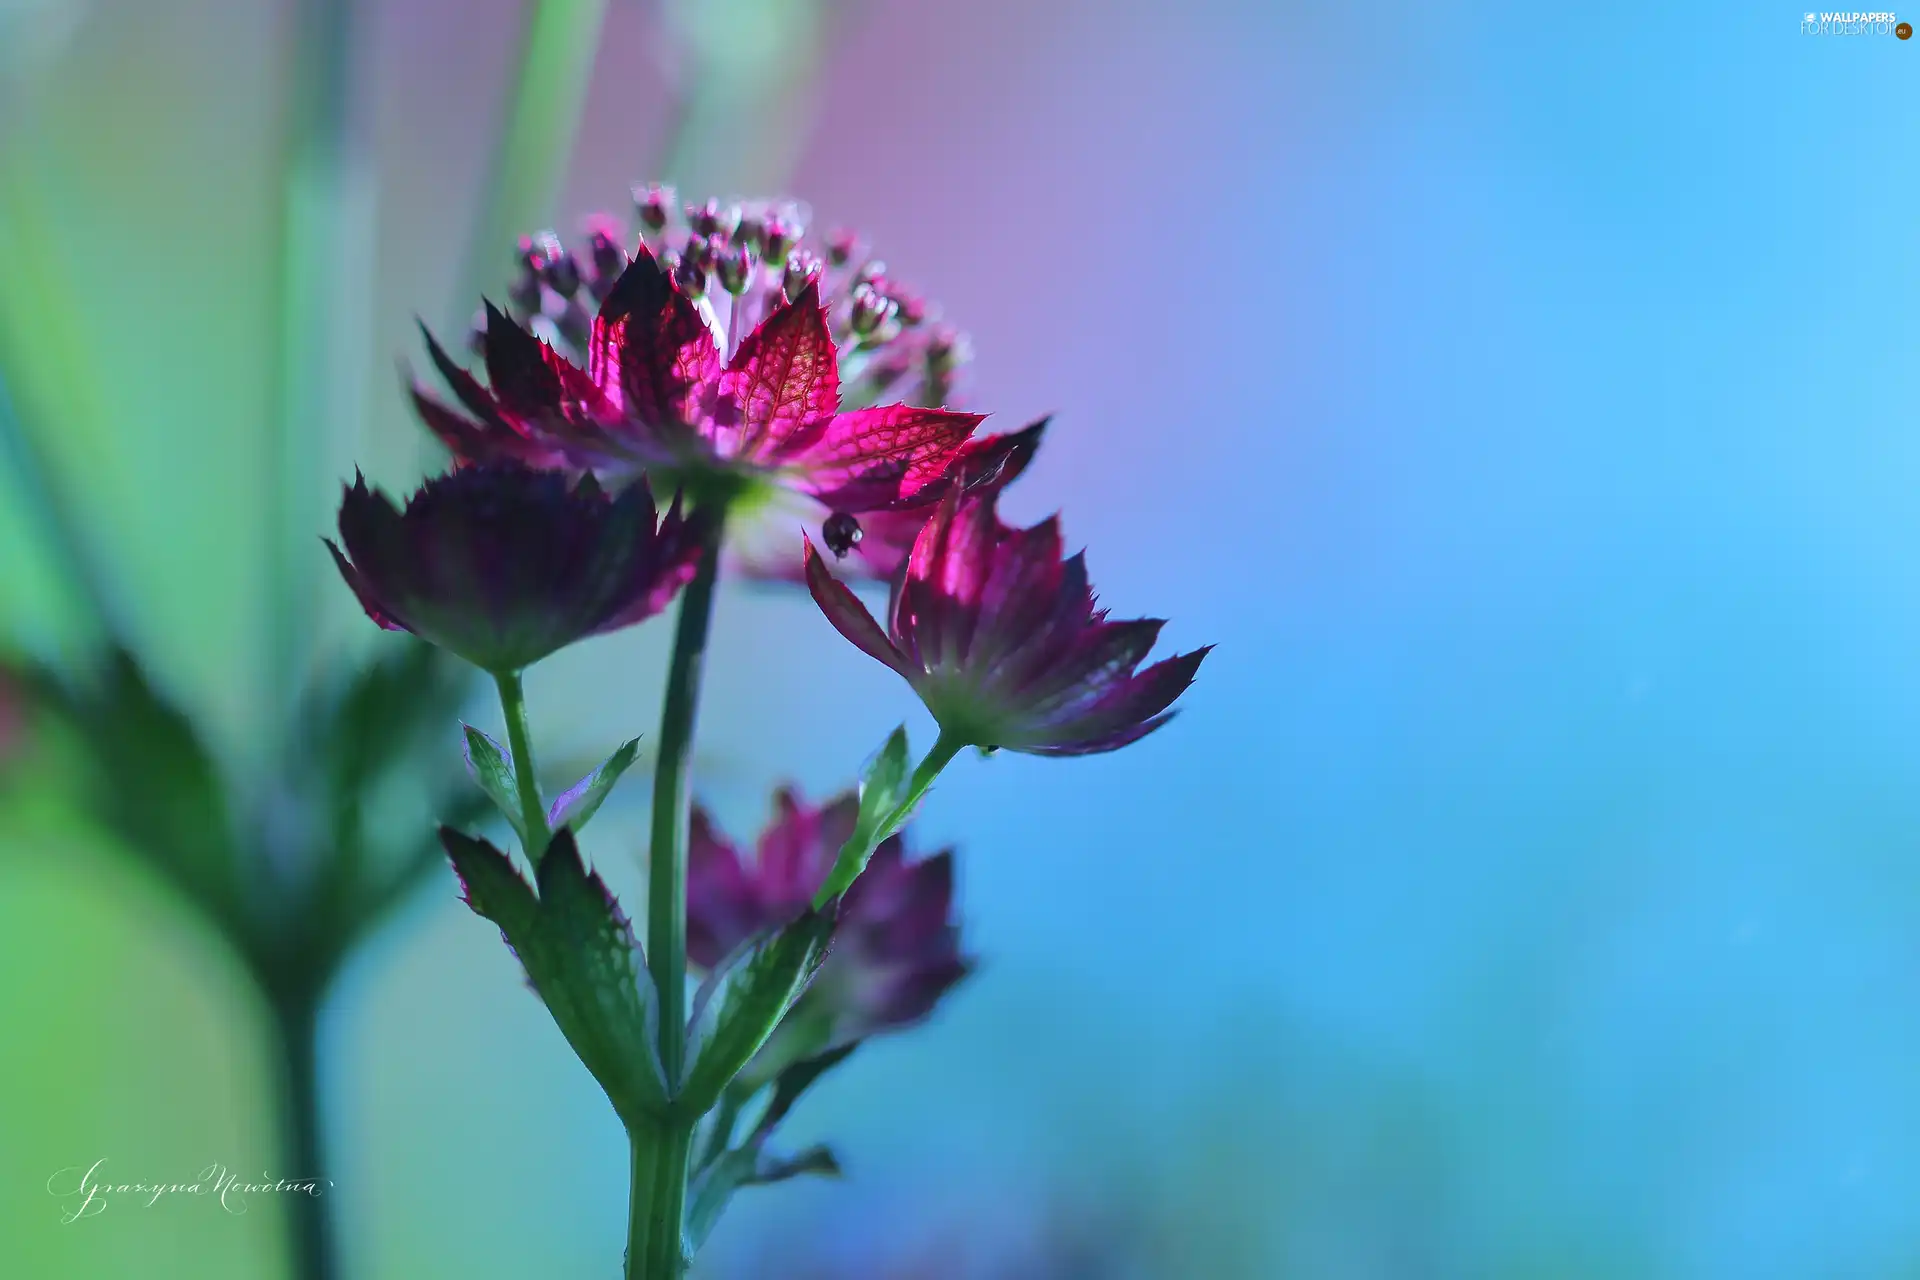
[
  {"left": 796, "top": 406, "right": 985, "bottom": 511},
  {"left": 1017, "top": 646, "right": 1211, "bottom": 754},
  {"left": 421, "top": 320, "right": 508, "bottom": 426},
  {"left": 804, "top": 537, "right": 912, "bottom": 677},
  {"left": 591, "top": 244, "right": 721, "bottom": 429},
  {"left": 719, "top": 282, "right": 840, "bottom": 457},
  {"left": 482, "top": 302, "right": 564, "bottom": 418},
  {"left": 324, "top": 538, "right": 409, "bottom": 633}
]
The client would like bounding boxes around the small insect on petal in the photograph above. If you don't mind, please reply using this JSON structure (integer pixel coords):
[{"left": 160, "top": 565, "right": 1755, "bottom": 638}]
[{"left": 822, "top": 511, "right": 863, "bottom": 559}]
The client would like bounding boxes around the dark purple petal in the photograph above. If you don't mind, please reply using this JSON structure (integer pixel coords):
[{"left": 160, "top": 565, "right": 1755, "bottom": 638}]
[
  {"left": 687, "top": 806, "right": 766, "bottom": 967},
  {"left": 1018, "top": 646, "right": 1211, "bottom": 755},
  {"left": 804, "top": 538, "right": 912, "bottom": 677},
  {"left": 482, "top": 302, "right": 564, "bottom": 419}
]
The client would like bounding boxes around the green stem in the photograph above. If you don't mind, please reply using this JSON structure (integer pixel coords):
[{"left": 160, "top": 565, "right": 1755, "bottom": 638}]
[
  {"left": 633, "top": 1123, "right": 694, "bottom": 1279},
  {"left": 813, "top": 728, "right": 965, "bottom": 909},
  {"left": 268, "top": 982, "right": 339, "bottom": 1280},
  {"left": 636, "top": 512, "right": 726, "bottom": 1277},
  {"left": 493, "top": 669, "right": 551, "bottom": 859}
]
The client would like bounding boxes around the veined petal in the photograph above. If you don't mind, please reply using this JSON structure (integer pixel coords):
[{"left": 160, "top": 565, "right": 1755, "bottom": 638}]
[
  {"left": 719, "top": 281, "right": 840, "bottom": 458},
  {"left": 796, "top": 406, "right": 984, "bottom": 511},
  {"left": 590, "top": 244, "right": 721, "bottom": 429},
  {"left": 804, "top": 538, "right": 912, "bottom": 677}
]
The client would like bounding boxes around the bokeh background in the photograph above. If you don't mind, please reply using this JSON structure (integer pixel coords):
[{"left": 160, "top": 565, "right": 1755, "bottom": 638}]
[{"left": 4, "top": 0, "right": 1920, "bottom": 1276}]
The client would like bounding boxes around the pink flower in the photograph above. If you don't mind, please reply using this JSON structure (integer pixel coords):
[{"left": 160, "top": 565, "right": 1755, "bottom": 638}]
[
  {"left": 415, "top": 189, "right": 1041, "bottom": 581},
  {"left": 806, "top": 489, "right": 1211, "bottom": 756},
  {"left": 687, "top": 787, "right": 968, "bottom": 1070}
]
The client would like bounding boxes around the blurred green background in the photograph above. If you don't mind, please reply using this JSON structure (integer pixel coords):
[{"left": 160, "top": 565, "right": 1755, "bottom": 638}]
[{"left": 8, "top": 1, "right": 1920, "bottom": 1277}]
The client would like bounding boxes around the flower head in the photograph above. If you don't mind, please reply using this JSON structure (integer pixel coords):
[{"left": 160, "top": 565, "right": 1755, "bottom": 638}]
[
  {"left": 806, "top": 488, "right": 1211, "bottom": 756},
  {"left": 327, "top": 464, "right": 704, "bottom": 673},
  {"left": 687, "top": 786, "right": 968, "bottom": 1067},
  {"left": 415, "top": 188, "right": 1042, "bottom": 581}
]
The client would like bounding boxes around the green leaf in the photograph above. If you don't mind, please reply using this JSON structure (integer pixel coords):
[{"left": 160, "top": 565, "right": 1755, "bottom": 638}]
[
  {"left": 441, "top": 826, "right": 667, "bottom": 1125},
  {"left": 685, "top": 1141, "right": 843, "bottom": 1254},
  {"left": 462, "top": 723, "right": 524, "bottom": 841},
  {"left": 546, "top": 736, "right": 640, "bottom": 835},
  {"left": 679, "top": 910, "right": 835, "bottom": 1117},
  {"left": 813, "top": 724, "right": 910, "bottom": 904},
  {"left": 34, "top": 647, "right": 240, "bottom": 922}
]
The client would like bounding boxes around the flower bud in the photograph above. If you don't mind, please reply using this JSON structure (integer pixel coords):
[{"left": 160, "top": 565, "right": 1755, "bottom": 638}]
[
  {"left": 733, "top": 214, "right": 766, "bottom": 258},
  {"left": 674, "top": 252, "right": 708, "bottom": 299},
  {"left": 716, "top": 239, "right": 754, "bottom": 295},
  {"left": 784, "top": 251, "right": 822, "bottom": 302},
  {"left": 634, "top": 182, "right": 675, "bottom": 234},
  {"left": 762, "top": 216, "right": 799, "bottom": 268},
  {"left": 850, "top": 286, "right": 897, "bottom": 337},
  {"left": 585, "top": 219, "right": 628, "bottom": 299},
  {"left": 826, "top": 228, "right": 859, "bottom": 267},
  {"left": 687, "top": 198, "right": 739, "bottom": 240}
]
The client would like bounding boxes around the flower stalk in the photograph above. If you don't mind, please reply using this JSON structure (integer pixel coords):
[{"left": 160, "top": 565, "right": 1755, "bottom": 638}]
[
  {"left": 636, "top": 507, "right": 728, "bottom": 1278},
  {"left": 493, "top": 669, "right": 551, "bottom": 860}
]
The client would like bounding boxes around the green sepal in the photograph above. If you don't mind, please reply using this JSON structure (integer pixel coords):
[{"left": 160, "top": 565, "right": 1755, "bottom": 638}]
[
  {"left": 546, "top": 736, "right": 640, "bottom": 835},
  {"left": 441, "top": 825, "right": 667, "bottom": 1125},
  {"left": 678, "top": 910, "right": 835, "bottom": 1117},
  {"left": 461, "top": 723, "right": 525, "bottom": 841},
  {"left": 813, "top": 724, "right": 910, "bottom": 904}
]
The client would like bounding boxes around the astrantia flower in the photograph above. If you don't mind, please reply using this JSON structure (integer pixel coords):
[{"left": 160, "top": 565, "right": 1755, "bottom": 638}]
[
  {"left": 806, "top": 488, "right": 1212, "bottom": 756},
  {"left": 327, "top": 464, "right": 704, "bottom": 673},
  {"left": 687, "top": 786, "right": 968, "bottom": 1071},
  {"left": 413, "top": 187, "right": 1040, "bottom": 581}
]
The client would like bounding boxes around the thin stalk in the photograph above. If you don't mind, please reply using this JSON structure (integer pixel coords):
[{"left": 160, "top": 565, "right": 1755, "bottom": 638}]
[
  {"left": 268, "top": 985, "right": 338, "bottom": 1280},
  {"left": 493, "top": 669, "right": 551, "bottom": 859},
  {"left": 634, "top": 1124, "right": 694, "bottom": 1279},
  {"left": 636, "top": 511, "right": 726, "bottom": 1276},
  {"left": 813, "top": 729, "right": 965, "bottom": 908}
]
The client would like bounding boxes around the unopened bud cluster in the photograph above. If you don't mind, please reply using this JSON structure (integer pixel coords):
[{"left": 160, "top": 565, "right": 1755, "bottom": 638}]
[{"left": 477, "top": 183, "right": 973, "bottom": 412}]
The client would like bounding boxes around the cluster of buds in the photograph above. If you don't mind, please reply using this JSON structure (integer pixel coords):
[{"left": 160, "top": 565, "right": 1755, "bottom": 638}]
[{"left": 480, "top": 184, "right": 971, "bottom": 414}]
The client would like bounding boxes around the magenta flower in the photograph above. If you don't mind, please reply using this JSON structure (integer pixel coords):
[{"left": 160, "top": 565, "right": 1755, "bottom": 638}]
[
  {"left": 806, "top": 488, "right": 1211, "bottom": 756},
  {"left": 687, "top": 787, "right": 968, "bottom": 1070},
  {"left": 327, "top": 464, "right": 704, "bottom": 673},
  {"left": 415, "top": 189, "right": 1036, "bottom": 581}
]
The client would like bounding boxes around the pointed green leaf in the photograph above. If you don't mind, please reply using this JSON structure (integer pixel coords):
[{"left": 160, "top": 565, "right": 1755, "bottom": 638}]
[
  {"left": 546, "top": 736, "right": 641, "bottom": 834},
  {"left": 440, "top": 826, "right": 667, "bottom": 1124},
  {"left": 685, "top": 1140, "right": 843, "bottom": 1253},
  {"left": 531, "top": 832, "right": 669, "bottom": 1122},
  {"left": 814, "top": 724, "right": 910, "bottom": 904},
  {"left": 679, "top": 910, "right": 835, "bottom": 1116},
  {"left": 462, "top": 723, "right": 524, "bottom": 840}
]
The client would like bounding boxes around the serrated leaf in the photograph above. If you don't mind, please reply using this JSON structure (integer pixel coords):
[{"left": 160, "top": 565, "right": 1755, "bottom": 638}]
[
  {"left": 679, "top": 910, "right": 835, "bottom": 1116},
  {"left": 462, "top": 723, "right": 524, "bottom": 840},
  {"left": 546, "top": 736, "right": 640, "bottom": 834},
  {"left": 814, "top": 724, "right": 911, "bottom": 904},
  {"left": 439, "top": 826, "right": 667, "bottom": 1124},
  {"left": 533, "top": 830, "right": 668, "bottom": 1119}
]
